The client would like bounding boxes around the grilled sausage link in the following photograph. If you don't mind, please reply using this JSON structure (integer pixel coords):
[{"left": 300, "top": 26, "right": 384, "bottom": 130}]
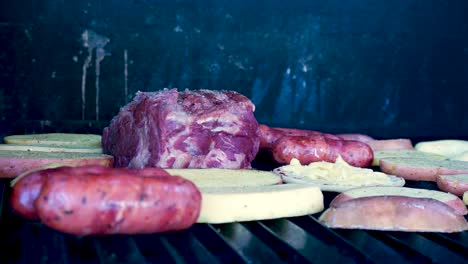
[
  {"left": 33, "top": 167, "right": 201, "bottom": 236},
  {"left": 10, "top": 169, "right": 50, "bottom": 220},
  {"left": 259, "top": 124, "right": 341, "bottom": 149},
  {"left": 272, "top": 135, "right": 374, "bottom": 167},
  {"left": 10, "top": 166, "right": 177, "bottom": 223}
]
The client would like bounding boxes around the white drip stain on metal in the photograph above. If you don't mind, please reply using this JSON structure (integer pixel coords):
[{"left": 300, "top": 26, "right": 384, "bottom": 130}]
[
  {"left": 124, "top": 49, "right": 128, "bottom": 102},
  {"left": 81, "top": 29, "right": 110, "bottom": 120},
  {"left": 274, "top": 66, "right": 293, "bottom": 124}
]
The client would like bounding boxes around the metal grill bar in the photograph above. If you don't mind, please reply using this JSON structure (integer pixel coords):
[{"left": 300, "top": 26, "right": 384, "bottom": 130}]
[
  {"left": 132, "top": 234, "right": 179, "bottom": 264},
  {"left": 242, "top": 221, "right": 312, "bottom": 263},
  {"left": 191, "top": 224, "right": 249, "bottom": 263},
  {"left": 164, "top": 230, "right": 221, "bottom": 264},
  {"left": 93, "top": 236, "right": 147, "bottom": 264},
  {"left": 213, "top": 222, "right": 289, "bottom": 263},
  {"left": 388, "top": 232, "right": 466, "bottom": 264},
  {"left": 290, "top": 216, "right": 374, "bottom": 263},
  {"left": 420, "top": 233, "right": 468, "bottom": 257},
  {"left": 441, "top": 232, "right": 468, "bottom": 247},
  {"left": 334, "top": 229, "right": 414, "bottom": 264},
  {"left": 62, "top": 235, "right": 101, "bottom": 263},
  {"left": 368, "top": 231, "right": 434, "bottom": 263}
]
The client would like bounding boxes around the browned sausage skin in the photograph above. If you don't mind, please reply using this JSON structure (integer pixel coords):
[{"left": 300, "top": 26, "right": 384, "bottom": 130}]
[
  {"left": 35, "top": 171, "right": 201, "bottom": 236},
  {"left": 337, "top": 133, "right": 374, "bottom": 143},
  {"left": 10, "top": 166, "right": 174, "bottom": 221},
  {"left": 10, "top": 169, "right": 51, "bottom": 220},
  {"left": 259, "top": 124, "right": 341, "bottom": 149},
  {"left": 272, "top": 135, "right": 374, "bottom": 167}
]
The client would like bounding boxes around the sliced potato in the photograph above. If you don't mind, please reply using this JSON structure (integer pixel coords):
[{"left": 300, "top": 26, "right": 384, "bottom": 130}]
[
  {"left": 0, "top": 144, "right": 102, "bottom": 153},
  {"left": 436, "top": 174, "right": 468, "bottom": 197},
  {"left": 380, "top": 157, "right": 468, "bottom": 182},
  {"left": 0, "top": 150, "right": 113, "bottom": 178},
  {"left": 451, "top": 151, "right": 468, "bottom": 162},
  {"left": 10, "top": 163, "right": 70, "bottom": 187},
  {"left": 197, "top": 184, "right": 323, "bottom": 224},
  {"left": 319, "top": 196, "right": 468, "bottom": 233},
  {"left": 372, "top": 150, "right": 446, "bottom": 166},
  {"left": 415, "top": 139, "right": 468, "bottom": 157},
  {"left": 366, "top": 139, "right": 413, "bottom": 151},
  {"left": 165, "top": 168, "right": 282, "bottom": 188},
  {"left": 330, "top": 186, "right": 467, "bottom": 215},
  {"left": 4, "top": 133, "right": 102, "bottom": 147}
]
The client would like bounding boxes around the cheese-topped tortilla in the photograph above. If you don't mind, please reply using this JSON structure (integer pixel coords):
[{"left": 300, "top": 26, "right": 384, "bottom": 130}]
[{"left": 273, "top": 156, "right": 405, "bottom": 192}]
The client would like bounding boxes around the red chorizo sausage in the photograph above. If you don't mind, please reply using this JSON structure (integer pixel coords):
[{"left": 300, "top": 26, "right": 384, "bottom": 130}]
[
  {"left": 34, "top": 167, "right": 201, "bottom": 236},
  {"left": 10, "top": 166, "right": 172, "bottom": 220},
  {"left": 271, "top": 135, "right": 374, "bottom": 167},
  {"left": 337, "top": 133, "right": 374, "bottom": 143},
  {"left": 259, "top": 124, "right": 341, "bottom": 149},
  {"left": 10, "top": 169, "right": 51, "bottom": 220}
]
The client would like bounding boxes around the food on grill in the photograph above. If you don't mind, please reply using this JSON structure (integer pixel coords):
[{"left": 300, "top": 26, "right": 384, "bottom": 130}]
[
  {"left": 259, "top": 124, "right": 340, "bottom": 149},
  {"left": 371, "top": 150, "right": 446, "bottom": 166},
  {"left": 165, "top": 168, "right": 282, "bottom": 188},
  {"left": 0, "top": 144, "right": 102, "bottom": 153},
  {"left": 0, "top": 150, "right": 114, "bottom": 178},
  {"left": 329, "top": 186, "right": 467, "bottom": 215},
  {"left": 273, "top": 157, "right": 404, "bottom": 192},
  {"left": 11, "top": 165, "right": 67, "bottom": 219},
  {"left": 336, "top": 133, "right": 374, "bottom": 143},
  {"left": 271, "top": 135, "right": 374, "bottom": 168},
  {"left": 379, "top": 157, "right": 468, "bottom": 181},
  {"left": 23, "top": 166, "right": 201, "bottom": 236},
  {"left": 452, "top": 151, "right": 468, "bottom": 161},
  {"left": 436, "top": 174, "right": 468, "bottom": 197},
  {"left": 197, "top": 184, "right": 323, "bottom": 224},
  {"left": 319, "top": 195, "right": 468, "bottom": 233},
  {"left": 102, "top": 89, "right": 260, "bottom": 169},
  {"left": 415, "top": 139, "right": 468, "bottom": 157},
  {"left": 10, "top": 163, "right": 69, "bottom": 188},
  {"left": 11, "top": 166, "right": 173, "bottom": 220},
  {"left": 366, "top": 139, "right": 413, "bottom": 151},
  {"left": 464, "top": 192, "right": 468, "bottom": 205},
  {"left": 4, "top": 133, "right": 102, "bottom": 147}
]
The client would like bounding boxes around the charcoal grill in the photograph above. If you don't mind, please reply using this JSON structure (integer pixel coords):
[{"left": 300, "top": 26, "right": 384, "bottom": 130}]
[
  {"left": 0, "top": 175, "right": 467, "bottom": 264},
  {"left": 0, "top": 122, "right": 467, "bottom": 264}
]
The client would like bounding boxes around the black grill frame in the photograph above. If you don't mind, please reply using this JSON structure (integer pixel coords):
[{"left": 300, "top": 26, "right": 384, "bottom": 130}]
[{"left": 1, "top": 178, "right": 467, "bottom": 264}]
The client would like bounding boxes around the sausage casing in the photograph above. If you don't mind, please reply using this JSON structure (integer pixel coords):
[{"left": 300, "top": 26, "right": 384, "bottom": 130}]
[
  {"left": 34, "top": 168, "right": 201, "bottom": 236},
  {"left": 259, "top": 124, "right": 341, "bottom": 149},
  {"left": 272, "top": 135, "right": 374, "bottom": 167}
]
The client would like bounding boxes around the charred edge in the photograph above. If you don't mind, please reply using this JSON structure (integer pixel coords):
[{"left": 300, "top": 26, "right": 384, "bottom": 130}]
[
  {"left": 98, "top": 189, "right": 107, "bottom": 199},
  {"left": 167, "top": 204, "right": 177, "bottom": 211},
  {"left": 63, "top": 209, "right": 74, "bottom": 215},
  {"left": 107, "top": 217, "right": 125, "bottom": 230},
  {"left": 139, "top": 193, "right": 148, "bottom": 201},
  {"left": 82, "top": 197, "right": 87, "bottom": 204},
  {"left": 107, "top": 202, "right": 119, "bottom": 209}
]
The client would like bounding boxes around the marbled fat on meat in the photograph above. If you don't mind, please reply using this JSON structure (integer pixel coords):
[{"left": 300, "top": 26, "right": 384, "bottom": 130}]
[{"left": 102, "top": 89, "right": 260, "bottom": 169}]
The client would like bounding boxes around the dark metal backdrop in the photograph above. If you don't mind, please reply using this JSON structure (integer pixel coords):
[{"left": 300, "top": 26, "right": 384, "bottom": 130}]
[{"left": 0, "top": 0, "right": 467, "bottom": 138}]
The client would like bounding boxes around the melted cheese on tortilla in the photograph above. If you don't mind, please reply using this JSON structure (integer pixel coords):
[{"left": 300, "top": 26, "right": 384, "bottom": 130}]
[{"left": 283, "top": 156, "right": 391, "bottom": 186}]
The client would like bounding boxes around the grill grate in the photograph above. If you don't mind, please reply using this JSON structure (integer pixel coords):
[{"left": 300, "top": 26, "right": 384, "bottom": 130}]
[{"left": 0, "top": 178, "right": 467, "bottom": 264}]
